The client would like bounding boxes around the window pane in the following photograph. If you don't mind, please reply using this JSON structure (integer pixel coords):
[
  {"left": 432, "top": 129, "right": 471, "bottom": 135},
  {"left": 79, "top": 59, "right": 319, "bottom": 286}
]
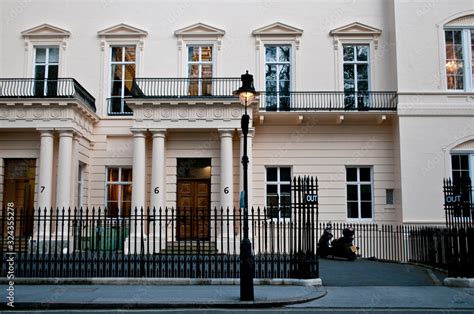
[
  {"left": 124, "top": 47, "right": 136, "bottom": 62},
  {"left": 111, "top": 64, "right": 123, "bottom": 81},
  {"left": 188, "top": 64, "right": 199, "bottom": 79},
  {"left": 202, "top": 64, "right": 213, "bottom": 78},
  {"left": 280, "top": 168, "right": 291, "bottom": 181},
  {"left": 278, "top": 46, "right": 290, "bottom": 62},
  {"left": 123, "top": 184, "right": 132, "bottom": 202},
  {"left": 107, "top": 202, "right": 119, "bottom": 217},
  {"left": 452, "top": 155, "right": 460, "bottom": 169},
  {"left": 357, "top": 64, "right": 368, "bottom": 80},
  {"left": 48, "top": 65, "right": 59, "bottom": 80},
  {"left": 124, "top": 64, "right": 135, "bottom": 80},
  {"left": 107, "top": 184, "right": 119, "bottom": 202},
  {"left": 201, "top": 46, "right": 212, "bottom": 62},
  {"left": 453, "top": 30, "right": 462, "bottom": 44},
  {"left": 346, "top": 168, "right": 357, "bottom": 182},
  {"left": 360, "top": 184, "right": 372, "bottom": 201},
  {"left": 265, "top": 46, "right": 276, "bottom": 62},
  {"left": 266, "top": 64, "right": 277, "bottom": 82},
  {"left": 267, "top": 168, "right": 277, "bottom": 181},
  {"left": 122, "top": 201, "right": 131, "bottom": 218},
  {"left": 111, "top": 47, "right": 122, "bottom": 62},
  {"left": 267, "top": 184, "right": 277, "bottom": 194},
  {"left": 121, "top": 169, "right": 132, "bottom": 182},
  {"left": 343, "top": 45, "right": 354, "bottom": 61},
  {"left": 279, "top": 64, "right": 290, "bottom": 81},
  {"left": 347, "top": 202, "right": 359, "bottom": 218},
  {"left": 356, "top": 45, "right": 368, "bottom": 61},
  {"left": 34, "top": 66, "right": 46, "bottom": 80},
  {"left": 281, "top": 184, "right": 291, "bottom": 193},
  {"left": 35, "top": 48, "right": 46, "bottom": 62},
  {"left": 49, "top": 48, "right": 59, "bottom": 63},
  {"left": 445, "top": 31, "right": 454, "bottom": 45},
  {"left": 460, "top": 155, "right": 469, "bottom": 170},
  {"left": 347, "top": 185, "right": 358, "bottom": 201},
  {"left": 358, "top": 80, "right": 369, "bottom": 91},
  {"left": 361, "top": 201, "right": 372, "bottom": 218},
  {"left": 108, "top": 168, "right": 119, "bottom": 182},
  {"left": 344, "top": 64, "right": 354, "bottom": 81},
  {"left": 360, "top": 167, "right": 371, "bottom": 181}
]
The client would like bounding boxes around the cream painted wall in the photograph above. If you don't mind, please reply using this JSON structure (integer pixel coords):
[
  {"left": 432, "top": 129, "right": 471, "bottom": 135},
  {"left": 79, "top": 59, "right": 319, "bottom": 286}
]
[{"left": 252, "top": 122, "right": 398, "bottom": 223}]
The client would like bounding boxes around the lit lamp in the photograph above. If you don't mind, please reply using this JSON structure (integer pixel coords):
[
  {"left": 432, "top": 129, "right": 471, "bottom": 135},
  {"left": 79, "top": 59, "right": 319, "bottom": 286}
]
[{"left": 233, "top": 71, "right": 259, "bottom": 301}]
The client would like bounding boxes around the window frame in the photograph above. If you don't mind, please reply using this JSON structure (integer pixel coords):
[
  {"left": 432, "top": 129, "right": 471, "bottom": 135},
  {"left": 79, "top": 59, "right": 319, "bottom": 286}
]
[
  {"left": 264, "top": 166, "right": 292, "bottom": 221},
  {"left": 186, "top": 44, "right": 215, "bottom": 96},
  {"left": 33, "top": 46, "right": 60, "bottom": 96},
  {"left": 342, "top": 44, "right": 371, "bottom": 93},
  {"left": 345, "top": 166, "right": 374, "bottom": 221},
  {"left": 444, "top": 27, "right": 474, "bottom": 92},
  {"left": 108, "top": 45, "right": 137, "bottom": 115},
  {"left": 264, "top": 44, "right": 292, "bottom": 111},
  {"left": 105, "top": 167, "right": 133, "bottom": 218}
]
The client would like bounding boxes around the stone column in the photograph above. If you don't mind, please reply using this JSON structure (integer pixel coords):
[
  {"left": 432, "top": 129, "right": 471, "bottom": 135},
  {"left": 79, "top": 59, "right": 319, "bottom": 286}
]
[
  {"left": 56, "top": 130, "right": 74, "bottom": 240},
  {"left": 219, "top": 129, "right": 234, "bottom": 209},
  {"left": 36, "top": 129, "right": 54, "bottom": 242},
  {"left": 128, "top": 129, "right": 147, "bottom": 253},
  {"left": 150, "top": 129, "right": 166, "bottom": 253}
]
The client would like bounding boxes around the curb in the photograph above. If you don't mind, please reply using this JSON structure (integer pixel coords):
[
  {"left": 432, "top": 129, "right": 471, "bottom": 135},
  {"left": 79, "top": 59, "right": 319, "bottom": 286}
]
[
  {"left": 1, "top": 286, "right": 327, "bottom": 310},
  {"left": 0, "top": 277, "right": 322, "bottom": 286},
  {"left": 444, "top": 277, "right": 474, "bottom": 288}
]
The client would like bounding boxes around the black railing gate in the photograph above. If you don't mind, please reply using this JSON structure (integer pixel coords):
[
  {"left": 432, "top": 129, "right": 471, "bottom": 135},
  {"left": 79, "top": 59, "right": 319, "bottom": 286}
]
[
  {"left": 443, "top": 178, "right": 474, "bottom": 277},
  {"left": 290, "top": 176, "right": 319, "bottom": 278}
]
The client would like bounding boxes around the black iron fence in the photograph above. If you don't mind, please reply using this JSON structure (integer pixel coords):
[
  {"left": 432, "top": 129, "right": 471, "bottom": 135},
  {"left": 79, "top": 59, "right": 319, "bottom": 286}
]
[
  {"left": 1, "top": 206, "right": 318, "bottom": 279},
  {"left": 259, "top": 91, "right": 397, "bottom": 112},
  {"left": 131, "top": 78, "right": 241, "bottom": 98},
  {"left": 0, "top": 78, "right": 96, "bottom": 112}
]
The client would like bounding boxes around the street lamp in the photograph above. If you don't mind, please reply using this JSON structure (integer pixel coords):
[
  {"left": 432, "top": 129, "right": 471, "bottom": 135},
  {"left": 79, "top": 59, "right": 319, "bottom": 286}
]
[{"left": 233, "top": 71, "right": 259, "bottom": 301}]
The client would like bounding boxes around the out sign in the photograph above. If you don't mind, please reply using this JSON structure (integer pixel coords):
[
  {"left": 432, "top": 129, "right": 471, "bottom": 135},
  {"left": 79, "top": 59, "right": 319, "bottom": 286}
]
[
  {"left": 305, "top": 194, "right": 318, "bottom": 204},
  {"left": 445, "top": 195, "right": 461, "bottom": 204}
]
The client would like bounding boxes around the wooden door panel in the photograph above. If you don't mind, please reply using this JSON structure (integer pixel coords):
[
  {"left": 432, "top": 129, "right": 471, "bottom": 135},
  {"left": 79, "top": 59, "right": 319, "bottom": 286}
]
[{"left": 177, "top": 180, "right": 210, "bottom": 240}]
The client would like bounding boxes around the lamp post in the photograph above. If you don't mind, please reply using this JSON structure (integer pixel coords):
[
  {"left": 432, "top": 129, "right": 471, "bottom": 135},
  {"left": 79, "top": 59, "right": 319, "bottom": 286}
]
[{"left": 234, "top": 71, "right": 259, "bottom": 301}]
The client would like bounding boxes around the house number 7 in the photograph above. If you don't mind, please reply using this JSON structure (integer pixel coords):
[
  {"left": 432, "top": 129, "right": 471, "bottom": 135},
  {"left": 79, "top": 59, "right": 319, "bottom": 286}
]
[{"left": 40, "top": 186, "right": 45, "bottom": 193}]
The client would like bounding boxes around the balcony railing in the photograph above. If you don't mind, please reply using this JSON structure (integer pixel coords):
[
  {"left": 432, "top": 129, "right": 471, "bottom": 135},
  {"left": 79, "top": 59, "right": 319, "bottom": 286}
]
[
  {"left": 259, "top": 91, "right": 398, "bottom": 112},
  {"left": 0, "top": 78, "right": 96, "bottom": 112},
  {"left": 131, "top": 77, "right": 241, "bottom": 98},
  {"left": 107, "top": 97, "right": 133, "bottom": 116}
]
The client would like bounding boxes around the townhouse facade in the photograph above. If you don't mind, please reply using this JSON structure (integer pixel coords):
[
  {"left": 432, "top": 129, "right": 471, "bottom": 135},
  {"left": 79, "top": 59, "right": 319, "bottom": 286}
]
[{"left": 1, "top": 0, "right": 473, "bottom": 247}]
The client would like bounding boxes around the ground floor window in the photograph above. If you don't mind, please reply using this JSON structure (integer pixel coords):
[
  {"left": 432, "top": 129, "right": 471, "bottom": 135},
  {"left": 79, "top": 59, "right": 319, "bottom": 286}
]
[
  {"left": 106, "top": 167, "right": 132, "bottom": 217},
  {"left": 265, "top": 166, "right": 291, "bottom": 219},
  {"left": 346, "top": 166, "right": 373, "bottom": 219},
  {"left": 451, "top": 154, "right": 473, "bottom": 184}
]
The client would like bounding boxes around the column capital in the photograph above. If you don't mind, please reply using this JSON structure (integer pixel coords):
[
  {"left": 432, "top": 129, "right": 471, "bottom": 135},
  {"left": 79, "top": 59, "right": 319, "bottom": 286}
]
[
  {"left": 57, "top": 129, "right": 75, "bottom": 137},
  {"left": 218, "top": 128, "right": 234, "bottom": 137},
  {"left": 37, "top": 129, "right": 54, "bottom": 137},
  {"left": 150, "top": 128, "right": 167, "bottom": 138},
  {"left": 130, "top": 128, "right": 147, "bottom": 137}
]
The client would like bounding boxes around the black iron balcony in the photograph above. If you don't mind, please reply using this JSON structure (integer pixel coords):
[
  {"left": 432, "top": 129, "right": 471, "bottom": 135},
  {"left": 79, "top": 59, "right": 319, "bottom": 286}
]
[
  {"left": 259, "top": 91, "right": 398, "bottom": 112},
  {"left": 0, "top": 78, "right": 96, "bottom": 112},
  {"left": 107, "top": 97, "right": 133, "bottom": 116},
  {"left": 131, "top": 77, "right": 241, "bottom": 98}
]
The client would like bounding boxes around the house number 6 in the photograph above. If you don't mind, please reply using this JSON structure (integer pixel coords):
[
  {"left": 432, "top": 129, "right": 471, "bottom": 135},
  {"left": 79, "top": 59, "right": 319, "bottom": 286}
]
[
  {"left": 224, "top": 187, "right": 229, "bottom": 194},
  {"left": 154, "top": 187, "right": 159, "bottom": 194}
]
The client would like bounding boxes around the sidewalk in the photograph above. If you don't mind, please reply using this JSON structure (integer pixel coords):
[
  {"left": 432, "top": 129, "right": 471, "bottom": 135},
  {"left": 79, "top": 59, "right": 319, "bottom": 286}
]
[{"left": 1, "top": 284, "right": 326, "bottom": 310}]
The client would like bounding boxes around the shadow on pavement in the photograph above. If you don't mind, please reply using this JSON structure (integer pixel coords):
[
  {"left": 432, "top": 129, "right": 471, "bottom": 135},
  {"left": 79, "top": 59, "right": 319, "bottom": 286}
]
[{"left": 319, "top": 258, "right": 447, "bottom": 286}]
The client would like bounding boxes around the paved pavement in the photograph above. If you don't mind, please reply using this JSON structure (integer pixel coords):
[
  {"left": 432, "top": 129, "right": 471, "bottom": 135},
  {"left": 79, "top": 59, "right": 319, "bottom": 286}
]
[{"left": 1, "top": 259, "right": 473, "bottom": 312}]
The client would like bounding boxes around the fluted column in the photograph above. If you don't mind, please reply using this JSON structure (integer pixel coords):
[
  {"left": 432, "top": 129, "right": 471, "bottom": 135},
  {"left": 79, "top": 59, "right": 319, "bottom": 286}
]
[{"left": 219, "top": 129, "right": 234, "bottom": 210}]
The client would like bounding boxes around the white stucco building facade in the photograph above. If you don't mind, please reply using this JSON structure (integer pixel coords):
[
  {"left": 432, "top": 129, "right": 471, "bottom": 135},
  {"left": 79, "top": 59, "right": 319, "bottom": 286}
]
[{"left": 1, "top": 0, "right": 473, "bottom": 242}]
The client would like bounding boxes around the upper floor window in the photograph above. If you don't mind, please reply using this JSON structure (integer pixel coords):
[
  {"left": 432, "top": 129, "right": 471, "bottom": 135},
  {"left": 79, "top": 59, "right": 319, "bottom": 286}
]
[
  {"left": 266, "top": 166, "right": 291, "bottom": 219},
  {"left": 106, "top": 167, "right": 132, "bottom": 218},
  {"left": 187, "top": 45, "right": 213, "bottom": 96},
  {"left": 445, "top": 29, "right": 473, "bottom": 91},
  {"left": 346, "top": 166, "right": 373, "bottom": 220},
  {"left": 34, "top": 47, "right": 59, "bottom": 96},
  {"left": 265, "top": 45, "right": 291, "bottom": 111},
  {"left": 343, "top": 44, "right": 370, "bottom": 108},
  {"left": 109, "top": 46, "right": 135, "bottom": 115},
  {"left": 451, "top": 154, "right": 472, "bottom": 184}
]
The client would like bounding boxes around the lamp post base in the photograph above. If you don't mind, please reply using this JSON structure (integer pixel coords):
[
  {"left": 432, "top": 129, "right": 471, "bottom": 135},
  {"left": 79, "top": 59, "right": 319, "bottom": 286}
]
[{"left": 240, "top": 238, "right": 254, "bottom": 301}]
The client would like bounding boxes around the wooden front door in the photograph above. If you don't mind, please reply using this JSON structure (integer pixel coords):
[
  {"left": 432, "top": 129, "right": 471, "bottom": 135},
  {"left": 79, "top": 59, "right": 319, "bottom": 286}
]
[{"left": 177, "top": 180, "right": 210, "bottom": 240}]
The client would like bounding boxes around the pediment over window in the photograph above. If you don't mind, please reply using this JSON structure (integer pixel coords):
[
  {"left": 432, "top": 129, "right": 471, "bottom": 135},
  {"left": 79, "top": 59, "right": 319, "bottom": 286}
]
[
  {"left": 21, "top": 23, "right": 71, "bottom": 38},
  {"left": 174, "top": 23, "right": 225, "bottom": 37},
  {"left": 252, "top": 22, "right": 303, "bottom": 36},
  {"left": 330, "top": 22, "right": 382, "bottom": 37},
  {"left": 452, "top": 139, "right": 474, "bottom": 151},
  {"left": 446, "top": 14, "right": 474, "bottom": 27},
  {"left": 97, "top": 23, "right": 148, "bottom": 37}
]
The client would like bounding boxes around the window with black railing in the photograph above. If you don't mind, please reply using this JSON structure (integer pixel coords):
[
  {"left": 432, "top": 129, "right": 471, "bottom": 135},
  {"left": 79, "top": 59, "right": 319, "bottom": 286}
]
[
  {"left": 34, "top": 47, "right": 59, "bottom": 97},
  {"left": 109, "top": 46, "right": 136, "bottom": 115},
  {"left": 343, "top": 44, "right": 370, "bottom": 110}
]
